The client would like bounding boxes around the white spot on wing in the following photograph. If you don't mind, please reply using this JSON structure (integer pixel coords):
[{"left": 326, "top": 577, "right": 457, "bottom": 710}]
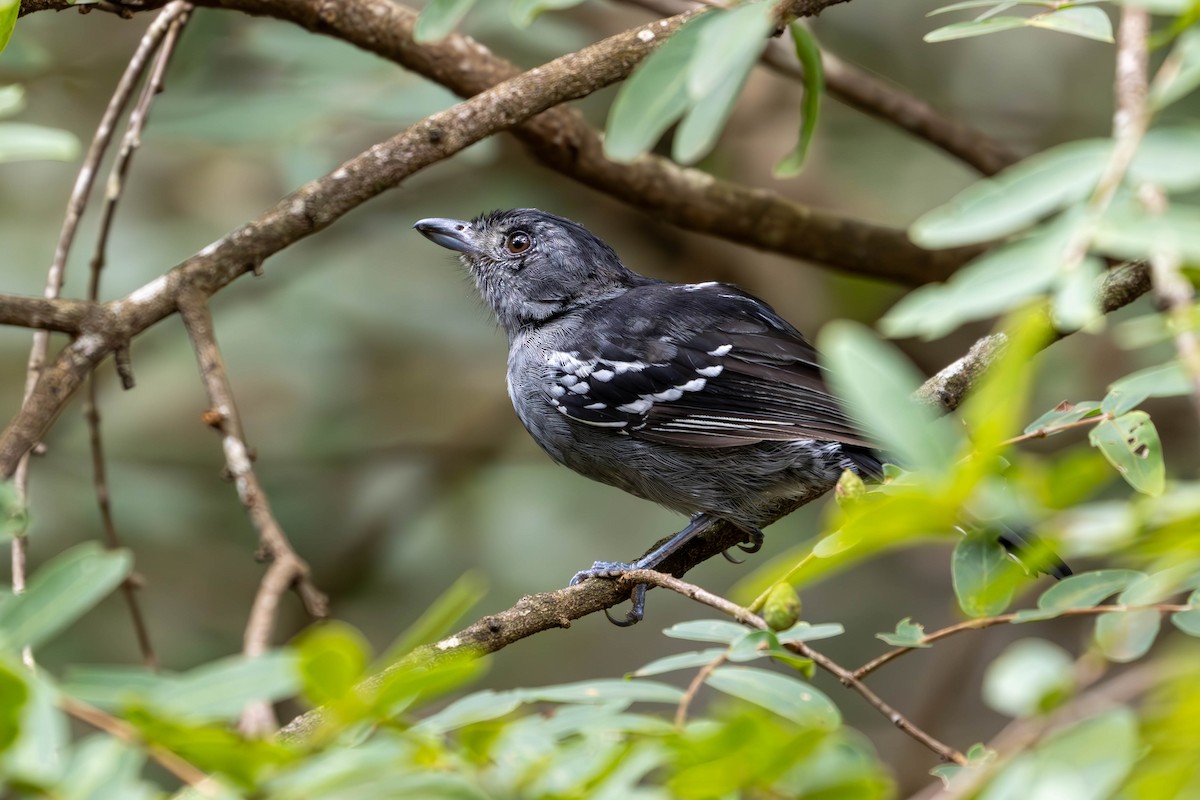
[
  {"left": 592, "top": 369, "right": 615, "bottom": 382},
  {"left": 618, "top": 398, "right": 653, "bottom": 414},
  {"left": 679, "top": 378, "right": 706, "bottom": 392},
  {"left": 696, "top": 365, "right": 724, "bottom": 377},
  {"left": 707, "top": 344, "right": 733, "bottom": 357},
  {"left": 651, "top": 388, "right": 683, "bottom": 402}
]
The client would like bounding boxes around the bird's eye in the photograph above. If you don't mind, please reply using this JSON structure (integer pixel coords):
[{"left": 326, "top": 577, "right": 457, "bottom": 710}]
[{"left": 505, "top": 231, "right": 532, "bottom": 254}]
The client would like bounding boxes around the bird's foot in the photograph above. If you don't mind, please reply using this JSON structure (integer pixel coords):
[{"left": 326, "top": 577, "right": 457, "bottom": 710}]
[
  {"left": 721, "top": 527, "right": 765, "bottom": 562},
  {"left": 569, "top": 561, "right": 648, "bottom": 626}
]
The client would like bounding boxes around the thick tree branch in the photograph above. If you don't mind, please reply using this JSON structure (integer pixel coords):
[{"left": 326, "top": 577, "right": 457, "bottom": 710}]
[{"left": 0, "top": 294, "right": 98, "bottom": 333}]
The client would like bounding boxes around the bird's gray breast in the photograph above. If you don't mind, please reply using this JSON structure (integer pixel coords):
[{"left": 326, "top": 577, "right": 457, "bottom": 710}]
[{"left": 506, "top": 323, "right": 579, "bottom": 465}]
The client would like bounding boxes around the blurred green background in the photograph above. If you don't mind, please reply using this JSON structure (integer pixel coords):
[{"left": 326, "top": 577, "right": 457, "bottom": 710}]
[{"left": 2, "top": 1, "right": 1195, "bottom": 791}]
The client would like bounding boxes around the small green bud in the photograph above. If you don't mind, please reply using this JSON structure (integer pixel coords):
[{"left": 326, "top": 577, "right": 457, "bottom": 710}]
[
  {"left": 834, "top": 469, "right": 866, "bottom": 508},
  {"left": 762, "top": 583, "right": 802, "bottom": 631}
]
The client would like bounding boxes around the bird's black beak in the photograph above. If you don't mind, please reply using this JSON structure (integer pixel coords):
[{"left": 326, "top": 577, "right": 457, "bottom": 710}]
[{"left": 413, "top": 218, "right": 476, "bottom": 254}]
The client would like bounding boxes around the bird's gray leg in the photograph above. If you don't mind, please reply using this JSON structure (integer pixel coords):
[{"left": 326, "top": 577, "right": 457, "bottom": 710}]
[{"left": 571, "top": 514, "right": 743, "bottom": 626}]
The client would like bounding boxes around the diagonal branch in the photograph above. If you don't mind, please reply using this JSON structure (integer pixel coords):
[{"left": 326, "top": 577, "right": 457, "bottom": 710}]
[{"left": 178, "top": 292, "right": 328, "bottom": 734}]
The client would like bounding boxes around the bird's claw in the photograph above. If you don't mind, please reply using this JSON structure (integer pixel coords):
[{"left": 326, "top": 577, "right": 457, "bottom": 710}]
[
  {"left": 568, "top": 561, "right": 647, "bottom": 626},
  {"left": 737, "top": 528, "right": 765, "bottom": 553},
  {"left": 721, "top": 548, "right": 745, "bottom": 564}
]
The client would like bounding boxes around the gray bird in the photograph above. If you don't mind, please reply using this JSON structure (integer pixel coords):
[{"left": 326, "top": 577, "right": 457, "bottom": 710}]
[{"left": 415, "top": 209, "right": 1066, "bottom": 624}]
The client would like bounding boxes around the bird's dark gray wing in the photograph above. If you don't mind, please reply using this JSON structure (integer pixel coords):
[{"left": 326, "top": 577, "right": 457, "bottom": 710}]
[{"left": 542, "top": 283, "right": 877, "bottom": 450}]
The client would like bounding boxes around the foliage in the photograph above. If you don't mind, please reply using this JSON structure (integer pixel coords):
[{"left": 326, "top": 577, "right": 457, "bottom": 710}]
[{"left": 3, "top": 0, "right": 1200, "bottom": 798}]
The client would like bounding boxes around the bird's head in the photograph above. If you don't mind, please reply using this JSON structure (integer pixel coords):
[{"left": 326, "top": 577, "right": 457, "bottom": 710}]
[{"left": 414, "top": 209, "right": 636, "bottom": 333}]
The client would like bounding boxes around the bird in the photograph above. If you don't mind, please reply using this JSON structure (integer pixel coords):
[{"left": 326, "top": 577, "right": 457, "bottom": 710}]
[{"left": 414, "top": 208, "right": 1069, "bottom": 625}]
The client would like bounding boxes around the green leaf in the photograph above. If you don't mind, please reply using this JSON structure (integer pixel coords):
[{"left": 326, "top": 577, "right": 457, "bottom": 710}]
[
  {"left": 774, "top": 23, "right": 823, "bottom": 177},
  {"left": 148, "top": 652, "right": 302, "bottom": 722},
  {"left": 1051, "top": 256, "right": 1102, "bottom": 331},
  {"left": 1095, "top": 204, "right": 1200, "bottom": 264},
  {"left": 0, "top": 669, "right": 67, "bottom": 785},
  {"left": 1130, "top": 126, "right": 1200, "bottom": 192},
  {"left": 0, "top": 0, "right": 16, "bottom": 55},
  {"left": 413, "top": 688, "right": 524, "bottom": 734},
  {"left": 925, "top": 16, "right": 1029, "bottom": 42},
  {"left": 928, "top": 1, "right": 1043, "bottom": 17},
  {"left": 774, "top": 621, "right": 844, "bottom": 643},
  {"left": 1023, "top": 400, "right": 1102, "bottom": 435},
  {"left": 1151, "top": 28, "right": 1200, "bottom": 110},
  {"left": 952, "top": 532, "right": 1023, "bottom": 617},
  {"left": 820, "top": 320, "right": 960, "bottom": 475},
  {"left": 383, "top": 571, "right": 486, "bottom": 663},
  {"left": 883, "top": 220, "right": 1075, "bottom": 340},
  {"left": 0, "top": 84, "right": 24, "bottom": 118},
  {"left": 910, "top": 139, "right": 1110, "bottom": 248},
  {"left": 1027, "top": 7, "right": 1113, "bottom": 42},
  {"left": 413, "top": 0, "right": 476, "bottom": 43},
  {"left": 0, "top": 123, "right": 80, "bottom": 163},
  {"left": 1088, "top": 411, "right": 1165, "bottom": 496},
  {"left": 1095, "top": 609, "right": 1160, "bottom": 662},
  {"left": 604, "top": 13, "right": 716, "bottom": 163},
  {"left": 876, "top": 617, "right": 930, "bottom": 648},
  {"left": 1103, "top": 362, "right": 1192, "bottom": 416},
  {"left": 983, "top": 638, "right": 1074, "bottom": 717},
  {"left": 58, "top": 736, "right": 152, "bottom": 800},
  {"left": 520, "top": 679, "right": 684, "bottom": 704},
  {"left": 705, "top": 666, "right": 840, "bottom": 729},
  {"left": 1170, "top": 589, "right": 1200, "bottom": 636},
  {"left": 0, "top": 659, "right": 28, "bottom": 752},
  {"left": 61, "top": 665, "right": 168, "bottom": 709},
  {"left": 296, "top": 621, "right": 370, "bottom": 707},
  {"left": 1014, "top": 569, "right": 1144, "bottom": 622},
  {"left": 673, "top": 3, "right": 773, "bottom": 164},
  {"left": 630, "top": 648, "right": 730, "bottom": 677},
  {"left": 0, "top": 543, "right": 132, "bottom": 652},
  {"left": 510, "top": 0, "right": 585, "bottom": 27},
  {"left": 663, "top": 619, "right": 752, "bottom": 644}
]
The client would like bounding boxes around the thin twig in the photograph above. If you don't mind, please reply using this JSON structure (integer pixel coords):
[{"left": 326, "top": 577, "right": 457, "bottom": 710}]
[
  {"left": 177, "top": 293, "right": 329, "bottom": 735},
  {"left": 60, "top": 695, "right": 219, "bottom": 794},
  {"left": 998, "top": 412, "right": 1111, "bottom": 448},
  {"left": 676, "top": 651, "right": 728, "bottom": 728},
  {"left": 81, "top": 1, "right": 192, "bottom": 673},
  {"left": 852, "top": 603, "right": 1192, "bottom": 681},
  {"left": 8, "top": 0, "right": 185, "bottom": 670},
  {"left": 620, "top": 569, "right": 969, "bottom": 766}
]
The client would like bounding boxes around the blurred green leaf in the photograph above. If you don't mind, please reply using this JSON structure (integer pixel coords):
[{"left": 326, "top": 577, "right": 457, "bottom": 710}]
[
  {"left": 1088, "top": 411, "right": 1165, "bottom": 496},
  {"left": 910, "top": 140, "right": 1109, "bottom": 248},
  {"left": 962, "top": 310, "right": 1051, "bottom": 453},
  {"left": 58, "top": 736, "right": 155, "bottom": 800},
  {"left": 0, "top": 543, "right": 132, "bottom": 653},
  {"left": 414, "top": 0, "right": 477, "bottom": 43},
  {"left": 1096, "top": 609, "right": 1160, "bottom": 662},
  {"left": 0, "top": 668, "right": 66, "bottom": 785},
  {"left": 1023, "top": 400, "right": 1102, "bottom": 435},
  {"left": 413, "top": 688, "right": 524, "bottom": 734},
  {"left": 631, "top": 649, "right": 728, "bottom": 677},
  {"left": 820, "top": 320, "right": 960, "bottom": 475},
  {"left": 0, "top": 659, "right": 27, "bottom": 752},
  {"left": 383, "top": 571, "right": 486, "bottom": 664},
  {"left": 774, "top": 23, "right": 823, "bottom": 178},
  {"left": 884, "top": 212, "right": 1081, "bottom": 340},
  {"left": 705, "top": 666, "right": 840, "bottom": 730},
  {"left": 1151, "top": 28, "right": 1200, "bottom": 110},
  {"left": 0, "top": 123, "right": 80, "bottom": 163},
  {"left": 664, "top": 619, "right": 752, "bottom": 644},
  {"left": 149, "top": 652, "right": 302, "bottom": 722},
  {"left": 1103, "top": 362, "right": 1193, "bottom": 416},
  {"left": 604, "top": 13, "right": 714, "bottom": 162},
  {"left": 1170, "top": 589, "right": 1200, "bottom": 636},
  {"left": 1130, "top": 126, "right": 1200, "bottom": 192},
  {"left": 952, "top": 532, "right": 1023, "bottom": 617},
  {"left": 0, "top": 0, "right": 16, "bottom": 55},
  {"left": 925, "top": 16, "right": 1029, "bottom": 42},
  {"left": 61, "top": 665, "right": 168, "bottom": 710},
  {"left": 1014, "top": 568, "right": 1143, "bottom": 621},
  {"left": 775, "top": 622, "right": 844, "bottom": 643},
  {"left": 520, "top": 679, "right": 684, "bottom": 704},
  {"left": 982, "top": 638, "right": 1074, "bottom": 717},
  {"left": 674, "top": 3, "right": 773, "bottom": 164},
  {"left": 1095, "top": 204, "right": 1200, "bottom": 264},
  {"left": 296, "top": 621, "right": 370, "bottom": 712},
  {"left": 0, "top": 85, "right": 23, "bottom": 118},
  {"left": 1027, "top": 7, "right": 1113, "bottom": 42},
  {"left": 1051, "top": 256, "right": 1102, "bottom": 331},
  {"left": 876, "top": 617, "right": 929, "bottom": 648},
  {"left": 510, "top": 0, "right": 586, "bottom": 27}
]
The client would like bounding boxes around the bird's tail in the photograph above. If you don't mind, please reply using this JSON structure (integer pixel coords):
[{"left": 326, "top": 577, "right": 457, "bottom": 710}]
[{"left": 993, "top": 523, "right": 1072, "bottom": 580}]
